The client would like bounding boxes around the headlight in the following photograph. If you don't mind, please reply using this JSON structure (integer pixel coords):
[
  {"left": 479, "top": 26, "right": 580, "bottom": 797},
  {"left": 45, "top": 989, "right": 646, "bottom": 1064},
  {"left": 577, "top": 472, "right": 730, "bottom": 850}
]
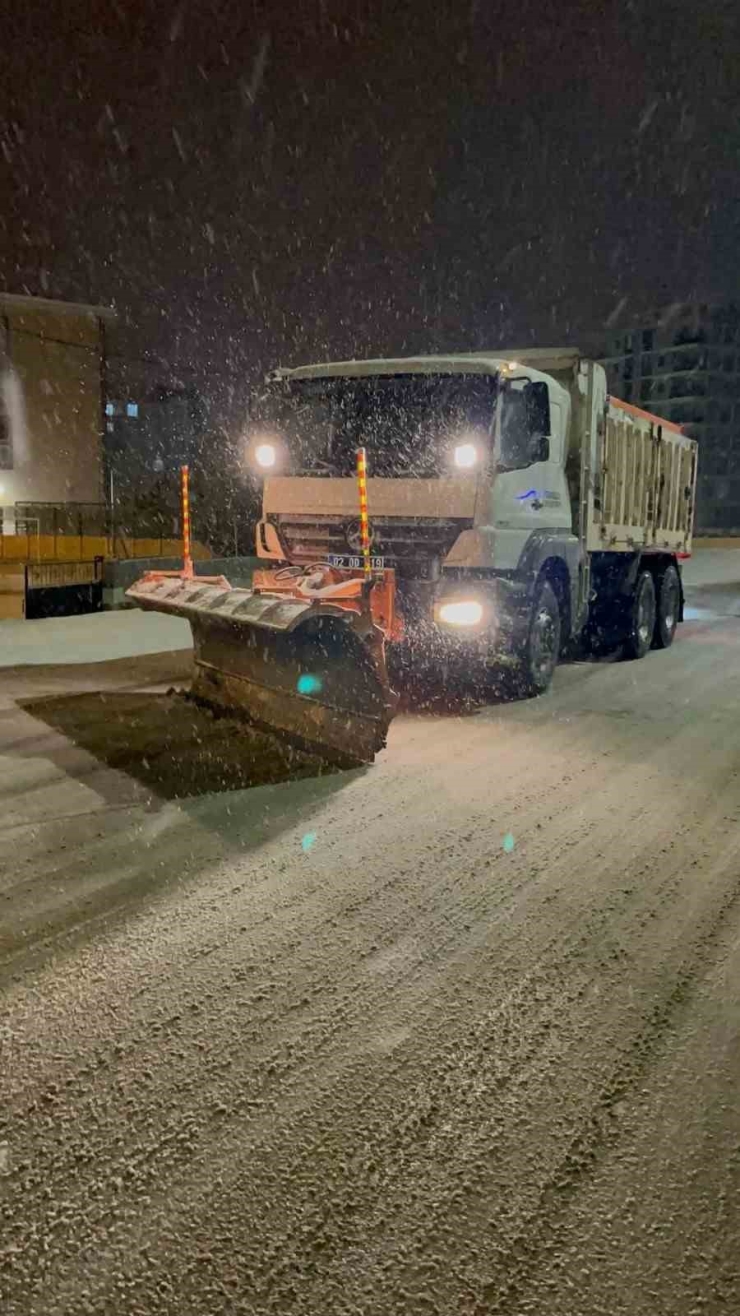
[
  {"left": 438, "top": 600, "right": 484, "bottom": 627},
  {"left": 255, "top": 442, "right": 278, "bottom": 469},
  {"left": 453, "top": 442, "right": 478, "bottom": 469}
]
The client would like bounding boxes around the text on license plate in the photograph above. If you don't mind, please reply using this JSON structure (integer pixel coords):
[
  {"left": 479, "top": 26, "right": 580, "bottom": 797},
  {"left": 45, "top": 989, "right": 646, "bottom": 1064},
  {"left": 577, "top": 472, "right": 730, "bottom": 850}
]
[{"left": 328, "top": 554, "right": 385, "bottom": 570}]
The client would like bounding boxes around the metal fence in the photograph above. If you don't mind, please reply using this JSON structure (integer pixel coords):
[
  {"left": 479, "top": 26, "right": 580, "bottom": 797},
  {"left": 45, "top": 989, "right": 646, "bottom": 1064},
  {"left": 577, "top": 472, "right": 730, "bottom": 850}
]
[
  {"left": 24, "top": 556, "right": 104, "bottom": 619},
  {"left": 13, "top": 501, "right": 180, "bottom": 539},
  {"left": 26, "top": 558, "right": 104, "bottom": 589},
  {"left": 7, "top": 501, "right": 187, "bottom": 560}
]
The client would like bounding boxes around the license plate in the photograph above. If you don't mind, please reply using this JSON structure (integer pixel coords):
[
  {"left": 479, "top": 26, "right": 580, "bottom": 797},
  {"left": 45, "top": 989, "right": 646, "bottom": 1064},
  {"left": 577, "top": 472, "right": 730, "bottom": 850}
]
[{"left": 328, "top": 554, "right": 385, "bottom": 570}]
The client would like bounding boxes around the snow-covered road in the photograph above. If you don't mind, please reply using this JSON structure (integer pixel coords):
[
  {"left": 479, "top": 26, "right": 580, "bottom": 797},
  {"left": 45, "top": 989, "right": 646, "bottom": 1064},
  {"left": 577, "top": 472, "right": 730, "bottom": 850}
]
[{"left": 1, "top": 564, "right": 739, "bottom": 1315}]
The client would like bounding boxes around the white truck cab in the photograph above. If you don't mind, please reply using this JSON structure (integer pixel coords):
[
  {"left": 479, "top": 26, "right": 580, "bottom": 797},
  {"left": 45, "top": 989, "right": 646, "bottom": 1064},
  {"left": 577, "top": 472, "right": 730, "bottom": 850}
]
[{"left": 250, "top": 349, "right": 696, "bottom": 693}]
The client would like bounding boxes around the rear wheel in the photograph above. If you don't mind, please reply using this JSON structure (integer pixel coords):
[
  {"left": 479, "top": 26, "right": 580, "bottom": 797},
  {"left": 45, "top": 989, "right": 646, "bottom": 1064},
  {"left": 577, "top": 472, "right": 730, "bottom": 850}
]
[
  {"left": 652, "top": 563, "right": 680, "bottom": 649},
  {"left": 519, "top": 580, "right": 561, "bottom": 696},
  {"left": 624, "top": 570, "right": 656, "bottom": 660}
]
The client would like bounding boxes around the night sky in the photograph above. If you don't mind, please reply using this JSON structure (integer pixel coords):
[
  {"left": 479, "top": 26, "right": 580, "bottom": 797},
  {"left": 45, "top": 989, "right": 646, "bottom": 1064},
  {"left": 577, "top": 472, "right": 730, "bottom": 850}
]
[{"left": 2, "top": 0, "right": 740, "bottom": 418}]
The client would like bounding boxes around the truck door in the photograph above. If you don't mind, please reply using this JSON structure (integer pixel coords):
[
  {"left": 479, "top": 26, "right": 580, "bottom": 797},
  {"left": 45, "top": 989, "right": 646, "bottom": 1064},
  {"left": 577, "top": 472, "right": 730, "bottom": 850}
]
[{"left": 491, "top": 379, "right": 572, "bottom": 569}]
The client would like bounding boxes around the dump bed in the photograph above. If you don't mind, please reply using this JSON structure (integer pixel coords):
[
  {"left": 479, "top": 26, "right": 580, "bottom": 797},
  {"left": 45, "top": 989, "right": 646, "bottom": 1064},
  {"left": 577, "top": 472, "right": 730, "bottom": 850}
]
[{"left": 588, "top": 397, "right": 697, "bottom": 554}]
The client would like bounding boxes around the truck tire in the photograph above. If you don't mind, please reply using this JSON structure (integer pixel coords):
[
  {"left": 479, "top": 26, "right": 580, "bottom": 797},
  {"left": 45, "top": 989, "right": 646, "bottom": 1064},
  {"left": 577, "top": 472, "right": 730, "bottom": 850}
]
[
  {"left": 652, "top": 563, "right": 680, "bottom": 649},
  {"left": 519, "top": 579, "right": 561, "bottom": 696},
  {"left": 624, "top": 570, "right": 656, "bottom": 660}
]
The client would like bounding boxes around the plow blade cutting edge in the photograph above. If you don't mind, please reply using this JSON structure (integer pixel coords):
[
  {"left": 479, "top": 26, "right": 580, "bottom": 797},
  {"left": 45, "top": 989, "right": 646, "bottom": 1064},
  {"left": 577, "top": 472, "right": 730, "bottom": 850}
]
[{"left": 125, "top": 574, "right": 395, "bottom": 766}]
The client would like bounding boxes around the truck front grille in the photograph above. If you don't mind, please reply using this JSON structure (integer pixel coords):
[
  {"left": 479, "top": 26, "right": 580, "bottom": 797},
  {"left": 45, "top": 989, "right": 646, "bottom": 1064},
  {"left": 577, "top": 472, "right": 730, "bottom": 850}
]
[{"left": 272, "top": 514, "right": 470, "bottom": 568}]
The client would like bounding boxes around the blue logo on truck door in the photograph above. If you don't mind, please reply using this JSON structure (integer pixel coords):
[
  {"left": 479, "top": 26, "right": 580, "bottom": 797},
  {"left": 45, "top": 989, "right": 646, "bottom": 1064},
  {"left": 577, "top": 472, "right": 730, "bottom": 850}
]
[{"left": 515, "top": 489, "right": 561, "bottom": 509}]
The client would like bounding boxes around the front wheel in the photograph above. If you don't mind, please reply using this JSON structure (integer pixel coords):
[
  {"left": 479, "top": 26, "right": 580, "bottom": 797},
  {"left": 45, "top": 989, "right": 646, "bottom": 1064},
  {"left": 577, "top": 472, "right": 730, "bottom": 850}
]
[
  {"left": 652, "top": 563, "right": 680, "bottom": 649},
  {"left": 624, "top": 570, "right": 656, "bottom": 660},
  {"left": 518, "top": 580, "right": 561, "bottom": 696}
]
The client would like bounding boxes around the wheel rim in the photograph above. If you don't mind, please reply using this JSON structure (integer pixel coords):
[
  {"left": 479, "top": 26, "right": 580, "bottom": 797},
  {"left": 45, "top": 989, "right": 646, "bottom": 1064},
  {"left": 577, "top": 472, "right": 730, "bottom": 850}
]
[
  {"left": 662, "top": 576, "right": 678, "bottom": 632},
  {"left": 637, "top": 585, "right": 654, "bottom": 646},
  {"left": 531, "top": 605, "right": 557, "bottom": 679}
]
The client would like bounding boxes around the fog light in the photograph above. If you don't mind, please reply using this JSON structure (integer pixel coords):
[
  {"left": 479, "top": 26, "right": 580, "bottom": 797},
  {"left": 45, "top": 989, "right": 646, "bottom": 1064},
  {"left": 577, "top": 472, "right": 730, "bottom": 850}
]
[{"left": 438, "top": 600, "right": 484, "bottom": 627}]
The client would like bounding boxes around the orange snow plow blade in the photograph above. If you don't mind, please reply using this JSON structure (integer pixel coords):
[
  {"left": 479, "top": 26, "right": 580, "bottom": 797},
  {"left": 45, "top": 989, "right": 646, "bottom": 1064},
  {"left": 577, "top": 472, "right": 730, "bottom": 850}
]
[{"left": 125, "top": 566, "right": 398, "bottom": 766}]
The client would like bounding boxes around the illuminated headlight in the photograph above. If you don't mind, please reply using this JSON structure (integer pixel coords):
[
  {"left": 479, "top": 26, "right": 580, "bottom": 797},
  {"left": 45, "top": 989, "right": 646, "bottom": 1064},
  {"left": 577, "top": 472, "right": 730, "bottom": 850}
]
[
  {"left": 255, "top": 442, "right": 278, "bottom": 469},
  {"left": 453, "top": 442, "right": 478, "bottom": 469},
  {"left": 438, "top": 600, "right": 484, "bottom": 627}
]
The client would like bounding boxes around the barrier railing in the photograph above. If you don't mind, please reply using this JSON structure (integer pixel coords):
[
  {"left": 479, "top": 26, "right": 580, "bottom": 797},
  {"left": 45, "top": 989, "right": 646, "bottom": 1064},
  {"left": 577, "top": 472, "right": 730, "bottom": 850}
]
[{"left": 0, "top": 501, "right": 212, "bottom": 563}]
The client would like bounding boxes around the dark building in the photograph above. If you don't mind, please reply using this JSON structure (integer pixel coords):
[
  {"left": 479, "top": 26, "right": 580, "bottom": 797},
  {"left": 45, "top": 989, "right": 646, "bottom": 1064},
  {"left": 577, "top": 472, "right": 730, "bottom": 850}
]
[
  {"left": 601, "top": 303, "right": 740, "bottom": 533},
  {"left": 105, "top": 383, "right": 206, "bottom": 487}
]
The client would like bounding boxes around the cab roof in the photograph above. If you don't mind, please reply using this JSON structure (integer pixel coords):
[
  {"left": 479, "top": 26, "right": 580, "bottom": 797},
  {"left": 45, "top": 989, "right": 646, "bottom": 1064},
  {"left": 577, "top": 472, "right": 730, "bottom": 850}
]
[{"left": 269, "top": 349, "right": 582, "bottom": 387}]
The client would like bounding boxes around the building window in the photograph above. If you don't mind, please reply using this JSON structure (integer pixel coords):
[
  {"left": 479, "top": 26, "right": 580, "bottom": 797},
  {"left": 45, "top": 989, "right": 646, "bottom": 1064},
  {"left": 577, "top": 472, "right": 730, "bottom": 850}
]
[
  {"left": 126, "top": 402, "right": 139, "bottom": 418},
  {"left": 642, "top": 329, "right": 654, "bottom": 352},
  {"left": 725, "top": 355, "right": 735, "bottom": 373},
  {"left": 623, "top": 381, "right": 633, "bottom": 401},
  {"left": 105, "top": 402, "right": 115, "bottom": 417}
]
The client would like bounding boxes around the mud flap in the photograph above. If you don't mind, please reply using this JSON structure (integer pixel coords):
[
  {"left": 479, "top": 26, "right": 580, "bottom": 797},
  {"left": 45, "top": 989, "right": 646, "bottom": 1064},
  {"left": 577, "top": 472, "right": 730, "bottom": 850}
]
[{"left": 126, "top": 576, "right": 394, "bottom": 766}]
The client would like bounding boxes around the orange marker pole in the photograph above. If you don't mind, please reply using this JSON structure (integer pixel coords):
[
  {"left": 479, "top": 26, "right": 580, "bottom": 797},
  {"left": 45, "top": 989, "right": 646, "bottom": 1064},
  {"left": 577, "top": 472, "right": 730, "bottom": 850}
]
[
  {"left": 356, "top": 447, "right": 371, "bottom": 578},
  {"left": 181, "top": 463, "right": 193, "bottom": 578}
]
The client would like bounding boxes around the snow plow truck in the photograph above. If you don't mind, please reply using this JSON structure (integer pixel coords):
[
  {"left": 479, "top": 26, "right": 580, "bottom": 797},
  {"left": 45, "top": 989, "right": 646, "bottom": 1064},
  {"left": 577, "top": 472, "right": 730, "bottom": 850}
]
[{"left": 127, "top": 348, "right": 698, "bottom": 766}]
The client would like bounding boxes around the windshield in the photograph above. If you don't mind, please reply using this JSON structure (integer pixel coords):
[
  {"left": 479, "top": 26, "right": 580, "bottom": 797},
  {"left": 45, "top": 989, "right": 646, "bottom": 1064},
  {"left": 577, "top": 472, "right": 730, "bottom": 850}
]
[{"left": 248, "top": 372, "right": 496, "bottom": 476}]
